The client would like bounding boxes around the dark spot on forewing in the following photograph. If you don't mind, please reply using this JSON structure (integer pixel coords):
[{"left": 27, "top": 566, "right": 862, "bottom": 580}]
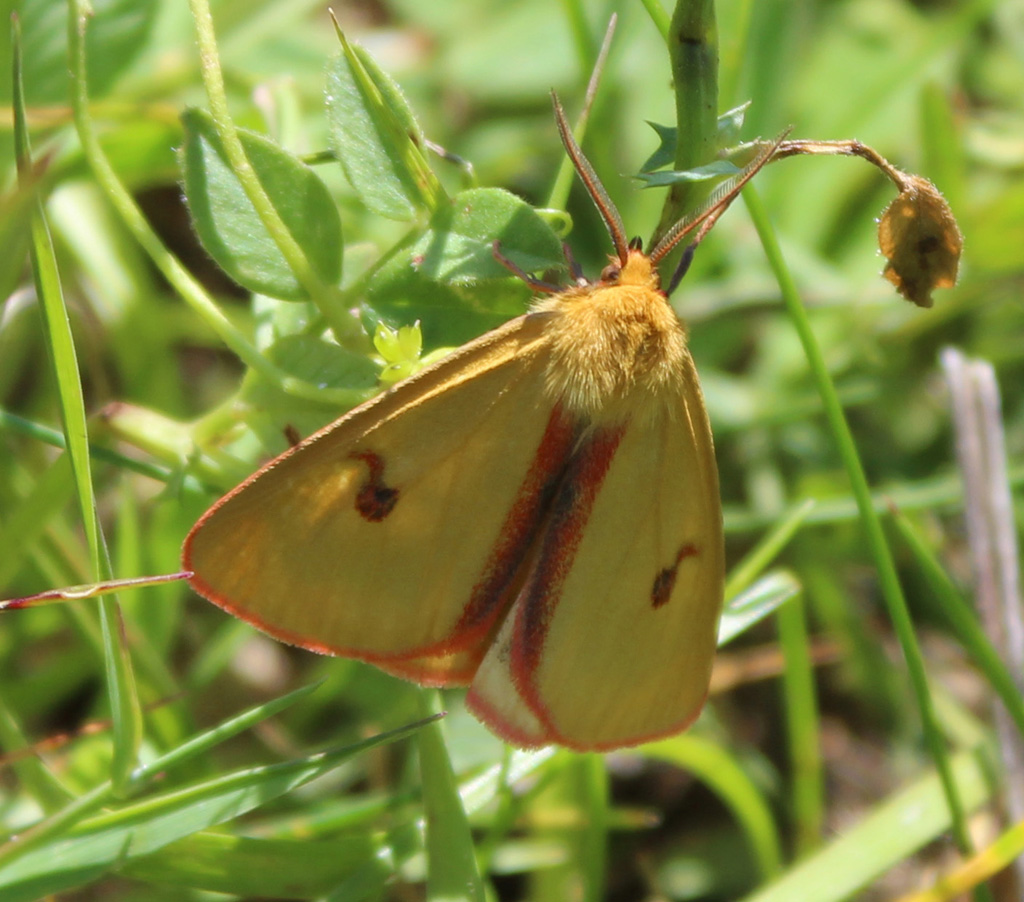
[
  {"left": 351, "top": 450, "right": 399, "bottom": 522},
  {"left": 651, "top": 542, "right": 699, "bottom": 608}
]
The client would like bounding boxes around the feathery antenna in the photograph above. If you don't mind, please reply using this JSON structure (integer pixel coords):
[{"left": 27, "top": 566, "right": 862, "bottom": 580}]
[
  {"left": 552, "top": 92, "right": 630, "bottom": 265},
  {"left": 649, "top": 131, "right": 789, "bottom": 266}
]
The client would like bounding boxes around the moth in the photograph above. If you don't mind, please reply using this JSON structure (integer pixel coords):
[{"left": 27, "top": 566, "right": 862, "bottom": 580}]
[{"left": 184, "top": 97, "right": 777, "bottom": 751}]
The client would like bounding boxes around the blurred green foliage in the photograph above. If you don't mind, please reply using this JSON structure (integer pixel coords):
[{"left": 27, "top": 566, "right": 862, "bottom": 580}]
[{"left": 1, "top": 0, "right": 1022, "bottom": 899}]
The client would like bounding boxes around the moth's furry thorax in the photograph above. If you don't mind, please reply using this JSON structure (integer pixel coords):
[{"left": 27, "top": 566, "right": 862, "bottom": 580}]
[{"left": 533, "top": 250, "right": 690, "bottom": 425}]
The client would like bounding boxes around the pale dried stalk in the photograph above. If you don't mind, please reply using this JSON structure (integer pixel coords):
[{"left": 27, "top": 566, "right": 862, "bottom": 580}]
[{"left": 942, "top": 347, "right": 1024, "bottom": 885}]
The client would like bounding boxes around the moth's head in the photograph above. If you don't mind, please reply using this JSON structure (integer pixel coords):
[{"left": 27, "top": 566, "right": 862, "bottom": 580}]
[{"left": 600, "top": 248, "right": 660, "bottom": 291}]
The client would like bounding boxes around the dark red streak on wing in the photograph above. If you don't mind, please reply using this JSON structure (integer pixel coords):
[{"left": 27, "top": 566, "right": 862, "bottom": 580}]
[
  {"left": 448, "top": 404, "right": 579, "bottom": 643},
  {"left": 508, "top": 426, "right": 625, "bottom": 688}
]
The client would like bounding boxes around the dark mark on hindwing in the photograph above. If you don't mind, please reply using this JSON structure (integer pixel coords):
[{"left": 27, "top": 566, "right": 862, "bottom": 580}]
[{"left": 651, "top": 542, "right": 699, "bottom": 608}]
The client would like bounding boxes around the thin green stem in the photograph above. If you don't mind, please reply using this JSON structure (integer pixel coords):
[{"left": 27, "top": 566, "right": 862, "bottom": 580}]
[
  {"left": 188, "top": 0, "right": 361, "bottom": 346},
  {"left": 778, "top": 594, "right": 824, "bottom": 856},
  {"left": 575, "top": 754, "right": 609, "bottom": 902},
  {"left": 546, "top": 15, "right": 617, "bottom": 215},
  {"left": 890, "top": 508, "right": 1024, "bottom": 743},
  {"left": 652, "top": 0, "right": 719, "bottom": 245},
  {"left": 0, "top": 781, "right": 113, "bottom": 867},
  {"left": 742, "top": 185, "right": 976, "bottom": 858},
  {"left": 718, "top": 0, "right": 754, "bottom": 107},
  {"left": 640, "top": 0, "right": 671, "bottom": 41},
  {"left": 725, "top": 499, "right": 816, "bottom": 598},
  {"left": 0, "top": 410, "right": 175, "bottom": 483},
  {"left": 559, "top": 0, "right": 595, "bottom": 75}
]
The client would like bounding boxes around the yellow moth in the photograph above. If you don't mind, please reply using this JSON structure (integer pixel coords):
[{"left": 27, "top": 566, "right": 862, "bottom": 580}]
[{"left": 184, "top": 98, "right": 778, "bottom": 751}]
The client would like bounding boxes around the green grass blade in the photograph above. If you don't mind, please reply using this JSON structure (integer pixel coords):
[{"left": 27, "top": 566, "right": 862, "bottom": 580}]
[
  {"left": 889, "top": 508, "right": 1024, "bottom": 742},
  {"left": 16, "top": 9, "right": 142, "bottom": 792},
  {"left": 416, "top": 692, "right": 485, "bottom": 902},
  {"left": 739, "top": 748, "right": 996, "bottom": 902},
  {"left": 128, "top": 681, "right": 326, "bottom": 788},
  {"left": 121, "top": 831, "right": 391, "bottom": 899},
  {"left": 900, "top": 816, "right": 1024, "bottom": 902},
  {"left": 12, "top": 17, "right": 98, "bottom": 578},
  {"left": 0, "top": 716, "right": 436, "bottom": 902},
  {"left": 644, "top": 734, "right": 783, "bottom": 880},
  {"left": 0, "top": 682, "right": 324, "bottom": 873},
  {"left": 719, "top": 570, "right": 802, "bottom": 646},
  {"left": 726, "top": 499, "right": 816, "bottom": 598},
  {"left": 777, "top": 593, "right": 824, "bottom": 855}
]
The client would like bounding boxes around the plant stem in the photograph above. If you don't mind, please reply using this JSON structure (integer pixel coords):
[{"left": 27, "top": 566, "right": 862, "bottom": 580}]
[{"left": 652, "top": 0, "right": 719, "bottom": 244}]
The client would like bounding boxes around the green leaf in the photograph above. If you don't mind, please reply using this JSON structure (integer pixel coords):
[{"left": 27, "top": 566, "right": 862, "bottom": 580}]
[
  {"left": 718, "top": 571, "right": 801, "bottom": 646},
  {"left": 0, "top": 0, "right": 156, "bottom": 105},
  {"left": 640, "top": 121, "right": 679, "bottom": 174},
  {"left": 325, "top": 35, "right": 440, "bottom": 220},
  {"left": 717, "top": 101, "right": 752, "bottom": 146},
  {"left": 636, "top": 159, "right": 743, "bottom": 188},
  {"left": 179, "top": 108, "right": 343, "bottom": 301},
  {"left": 122, "top": 832, "right": 391, "bottom": 899},
  {"left": 640, "top": 103, "right": 752, "bottom": 173},
  {"left": 241, "top": 334, "right": 380, "bottom": 443},
  {"left": 366, "top": 223, "right": 543, "bottom": 348},
  {"left": 412, "top": 187, "right": 565, "bottom": 283},
  {"left": 260, "top": 334, "right": 379, "bottom": 393},
  {"left": 363, "top": 279, "right": 530, "bottom": 350}
]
